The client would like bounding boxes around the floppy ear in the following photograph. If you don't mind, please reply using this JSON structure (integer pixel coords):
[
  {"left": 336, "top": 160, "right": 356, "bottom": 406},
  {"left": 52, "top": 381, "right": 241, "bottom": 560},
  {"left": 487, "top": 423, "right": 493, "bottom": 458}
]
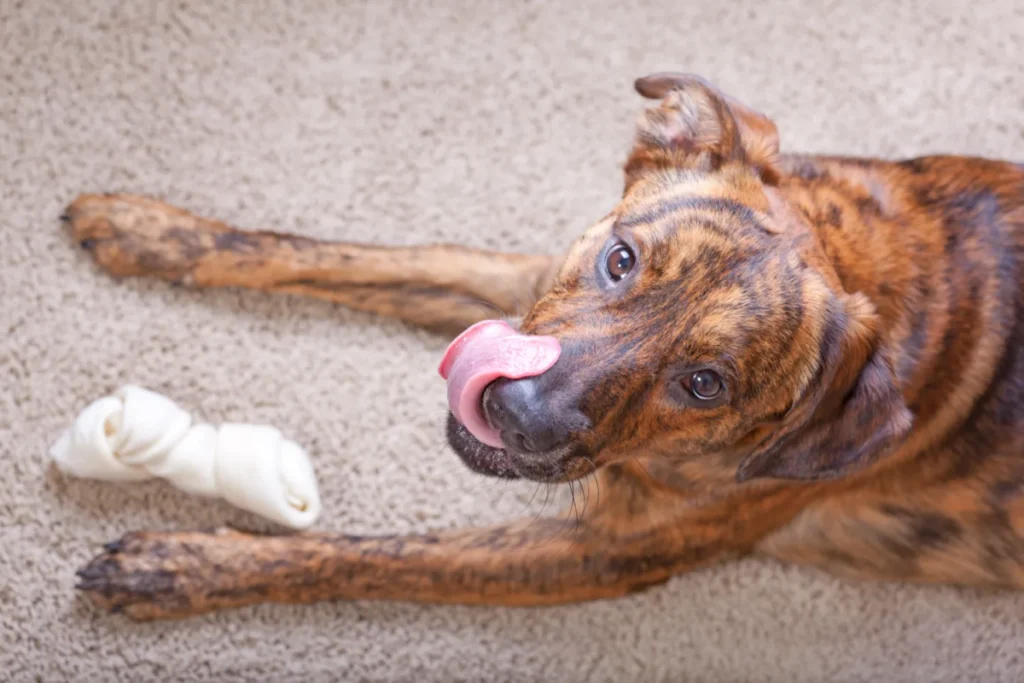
[
  {"left": 736, "top": 293, "right": 913, "bottom": 482},
  {"left": 624, "top": 72, "right": 781, "bottom": 191}
]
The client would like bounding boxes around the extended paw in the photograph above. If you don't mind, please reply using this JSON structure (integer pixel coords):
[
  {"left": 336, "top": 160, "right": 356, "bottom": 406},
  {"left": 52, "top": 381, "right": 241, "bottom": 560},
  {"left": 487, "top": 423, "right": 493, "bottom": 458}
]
[
  {"left": 75, "top": 527, "right": 254, "bottom": 620},
  {"left": 62, "top": 193, "right": 219, "bottom": 282}
]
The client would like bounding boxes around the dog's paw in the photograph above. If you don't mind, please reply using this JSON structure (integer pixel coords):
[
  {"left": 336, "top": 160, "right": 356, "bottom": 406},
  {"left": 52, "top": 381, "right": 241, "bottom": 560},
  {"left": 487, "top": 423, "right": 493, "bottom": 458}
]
[
  {"left": 63, "top": 193, "right": 218, "bottom": 283},
  {"left": 75, "top": 527, "right": 256, "bottom": 620}
]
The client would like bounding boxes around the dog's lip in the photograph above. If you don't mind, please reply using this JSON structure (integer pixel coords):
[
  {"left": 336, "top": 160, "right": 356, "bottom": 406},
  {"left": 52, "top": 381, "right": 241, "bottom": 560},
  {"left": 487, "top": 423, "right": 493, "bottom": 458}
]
[
  {"left": 445, "top": 413, "right": 520, "bottom": 479},
  {"left": 446, "top": 412, "right": 592, "bottom": 482}
]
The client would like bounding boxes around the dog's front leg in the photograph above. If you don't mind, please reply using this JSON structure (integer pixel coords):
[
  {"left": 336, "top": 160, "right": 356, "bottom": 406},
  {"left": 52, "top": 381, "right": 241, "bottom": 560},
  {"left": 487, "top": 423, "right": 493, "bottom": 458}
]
[
  {"left": 75, "top": 464, "right": 744, "bottom": 621},
  {"left": 64, "top": 193, "right": 557, "bottom": 335},
  {"left": 74, "top": 521, "right": 673, "bottom": 620}
]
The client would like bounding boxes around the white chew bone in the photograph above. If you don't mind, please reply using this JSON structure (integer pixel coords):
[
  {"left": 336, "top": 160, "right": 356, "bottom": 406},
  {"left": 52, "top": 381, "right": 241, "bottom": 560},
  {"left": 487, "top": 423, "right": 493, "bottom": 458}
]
[{"left": 49, "top": 385, "right": 321, "bottom": 529}]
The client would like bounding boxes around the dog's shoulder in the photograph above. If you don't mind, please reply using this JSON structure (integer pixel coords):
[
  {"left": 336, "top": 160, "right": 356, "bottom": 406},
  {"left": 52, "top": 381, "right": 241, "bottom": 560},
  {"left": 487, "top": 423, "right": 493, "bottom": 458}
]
[
  {"left": 770, "top": 152, "right": 1023, "bottom": 464},
  {"left": 777, "top": 153, "right": 1024, "bottom": 218}
]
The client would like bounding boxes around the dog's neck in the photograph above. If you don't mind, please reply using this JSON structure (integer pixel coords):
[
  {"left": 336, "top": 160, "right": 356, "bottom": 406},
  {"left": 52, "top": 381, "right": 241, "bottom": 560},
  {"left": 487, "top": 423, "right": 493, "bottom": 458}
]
[{"left": 765, "top": 171, "right": 913, "bottom": 338}]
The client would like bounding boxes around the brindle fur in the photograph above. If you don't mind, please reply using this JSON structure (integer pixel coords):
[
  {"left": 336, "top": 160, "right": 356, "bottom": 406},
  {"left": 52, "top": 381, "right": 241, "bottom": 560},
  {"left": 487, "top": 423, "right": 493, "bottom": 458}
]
[
  {"left": 69, "top": 73, "right": 1024, "bottom": 620},
  {"left": 66, "top": 193, "right": 556, "bottom": 336}
]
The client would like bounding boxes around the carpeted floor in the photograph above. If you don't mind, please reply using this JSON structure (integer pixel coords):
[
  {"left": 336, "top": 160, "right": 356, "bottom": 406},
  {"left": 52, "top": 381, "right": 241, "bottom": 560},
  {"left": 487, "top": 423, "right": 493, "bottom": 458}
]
[{"left": 2, "top": 1, "right": 1023, "bottom": 681}]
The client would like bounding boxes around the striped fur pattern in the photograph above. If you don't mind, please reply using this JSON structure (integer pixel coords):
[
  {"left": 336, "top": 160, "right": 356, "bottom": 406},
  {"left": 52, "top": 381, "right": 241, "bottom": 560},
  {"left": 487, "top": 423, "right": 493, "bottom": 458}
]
[{"left": 69, "top": 73, "right": 1024, "bottom": 619}]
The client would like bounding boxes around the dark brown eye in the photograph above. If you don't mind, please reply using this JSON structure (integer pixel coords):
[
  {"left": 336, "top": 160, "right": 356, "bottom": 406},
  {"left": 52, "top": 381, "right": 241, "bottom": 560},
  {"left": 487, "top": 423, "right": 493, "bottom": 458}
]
[
  {"left": 605, "top": 243, "right": 635, "bottom": 281},
  {"left": 687, "top": 369, "right": 724, "bottom": 400}
]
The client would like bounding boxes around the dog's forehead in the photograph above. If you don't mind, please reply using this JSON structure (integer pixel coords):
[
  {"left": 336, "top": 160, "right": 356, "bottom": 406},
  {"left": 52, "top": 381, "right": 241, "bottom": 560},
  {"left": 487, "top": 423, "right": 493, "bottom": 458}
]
[
  {"left": 560, "top": 184, "right": 780, "bottom": 295},
  {"left": 582, "top": 172, "right": 773, "bottom": 248}
]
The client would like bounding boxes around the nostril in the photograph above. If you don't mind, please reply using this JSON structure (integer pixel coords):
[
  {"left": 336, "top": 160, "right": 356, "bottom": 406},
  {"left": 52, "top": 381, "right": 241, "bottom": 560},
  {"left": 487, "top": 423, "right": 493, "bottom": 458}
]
[
  {"left": 485, "top": 377, "right": 572, "bottom": 454},
  {"left": 506, "top": 425, "right": 561, "bottom": 454},
  {"left": 482, "top": 383, "right": 507, "bottom": 429},
  {"left": 506, "top": 431, "right": 533, "bottom": 454}
]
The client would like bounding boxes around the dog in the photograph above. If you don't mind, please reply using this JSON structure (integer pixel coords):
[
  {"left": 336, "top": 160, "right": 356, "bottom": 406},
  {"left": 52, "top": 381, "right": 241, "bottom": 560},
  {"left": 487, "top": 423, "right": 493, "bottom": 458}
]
[{"left": 68, "top": 73, "right": 1024, "bottom": 620}]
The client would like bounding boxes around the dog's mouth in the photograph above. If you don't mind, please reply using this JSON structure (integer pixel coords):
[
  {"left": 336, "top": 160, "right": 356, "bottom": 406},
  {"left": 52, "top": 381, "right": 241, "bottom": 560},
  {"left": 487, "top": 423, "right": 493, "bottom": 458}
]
[
  {"left": 444, "top": 413, "right": 592, "bottom": 482},
  {"left": 439, "top": 320, "right": 590, "bottom": 482},
  {"left": 438, "top": 320, "right": 561, "bottom": 448},
  {"left": 444, "top": 414, "right": 519, "bottom": 479}
]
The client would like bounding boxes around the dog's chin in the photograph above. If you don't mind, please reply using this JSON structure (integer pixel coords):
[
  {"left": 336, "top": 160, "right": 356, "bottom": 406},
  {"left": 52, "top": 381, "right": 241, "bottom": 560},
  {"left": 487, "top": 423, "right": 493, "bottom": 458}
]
[{"left": 445, "top": 413, "right": 591, "bottom": 483}]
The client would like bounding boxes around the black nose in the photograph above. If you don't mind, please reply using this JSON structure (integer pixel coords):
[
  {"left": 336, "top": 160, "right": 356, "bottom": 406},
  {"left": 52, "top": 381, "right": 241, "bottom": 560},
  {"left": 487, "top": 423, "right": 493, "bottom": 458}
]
[{"left": 483, "top": 377, "right": 571, "bottom": 453}]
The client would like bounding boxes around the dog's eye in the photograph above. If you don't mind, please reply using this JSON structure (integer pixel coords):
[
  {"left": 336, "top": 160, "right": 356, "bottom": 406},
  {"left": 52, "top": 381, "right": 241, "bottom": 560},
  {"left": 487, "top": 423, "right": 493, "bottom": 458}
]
[
  {"left": 605, "top": 243, "right": 635, "bottom": 281},
  {"left": 683, "top": 369, "right": 724, "bottom": 401}
]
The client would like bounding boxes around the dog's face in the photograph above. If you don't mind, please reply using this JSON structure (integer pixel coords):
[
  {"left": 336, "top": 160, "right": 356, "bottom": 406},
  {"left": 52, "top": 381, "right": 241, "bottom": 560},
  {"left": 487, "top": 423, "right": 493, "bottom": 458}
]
[{"left": 447, "top": 74, "right": 912, "bottom": 484}]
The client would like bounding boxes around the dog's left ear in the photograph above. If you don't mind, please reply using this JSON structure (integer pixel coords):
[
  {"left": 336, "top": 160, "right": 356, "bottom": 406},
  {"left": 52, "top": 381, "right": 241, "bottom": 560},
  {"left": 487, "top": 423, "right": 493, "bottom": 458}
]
[
  {"left": 624, "top": 73, "right": 781, "bottom": 191},
  {"left": 736, "top": 293, "right": 914, "bottom": 482}
]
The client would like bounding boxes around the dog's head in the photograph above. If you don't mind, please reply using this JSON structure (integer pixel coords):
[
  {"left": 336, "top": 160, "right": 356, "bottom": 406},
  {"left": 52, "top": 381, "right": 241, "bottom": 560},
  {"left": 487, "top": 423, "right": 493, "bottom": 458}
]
[{"left": 446, "top": 73, "right": 912, "bottom": 484}]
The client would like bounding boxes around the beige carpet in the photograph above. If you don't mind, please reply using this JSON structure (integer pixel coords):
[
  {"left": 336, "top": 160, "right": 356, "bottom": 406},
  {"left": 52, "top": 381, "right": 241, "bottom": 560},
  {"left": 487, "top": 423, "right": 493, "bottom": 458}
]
[{"left": 2, "top": 1, "right": 1023, "bottom": 681}]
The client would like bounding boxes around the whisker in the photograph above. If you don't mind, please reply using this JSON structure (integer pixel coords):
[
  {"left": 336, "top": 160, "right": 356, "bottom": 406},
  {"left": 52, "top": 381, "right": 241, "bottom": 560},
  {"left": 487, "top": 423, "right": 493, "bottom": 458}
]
[
  {"left": 554, "top": 482, "right": 576, "bottom": 540},
  {"left": 461, "top": 295, "right": 505, "bottom": 318},
  {"left": 630, "top": 454, "right": 656, "bottom": 482},
  {"left": 577, "top": 473, "right": 592, "bottom": 522},
  {"left": 569, "top": 481, "right": 585, "bottom": 547},
  {"left": 513, "top": 480, "right": 545, "bottom": 519},
  {"left": 525, "top": 483, "right": 554, "bottom": 532},
  {"left": 581, "top": 456, "right": 601, "bottom": 512},
  {"left": 569, "top": 480, "right": 590, "bottom": 550}
]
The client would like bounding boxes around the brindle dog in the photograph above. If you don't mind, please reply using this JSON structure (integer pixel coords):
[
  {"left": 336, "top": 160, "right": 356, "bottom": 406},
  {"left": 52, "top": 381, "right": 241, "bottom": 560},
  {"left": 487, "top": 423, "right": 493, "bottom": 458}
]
[{"left": 69, "top": 73, "right": 1024, "bottom": 620}]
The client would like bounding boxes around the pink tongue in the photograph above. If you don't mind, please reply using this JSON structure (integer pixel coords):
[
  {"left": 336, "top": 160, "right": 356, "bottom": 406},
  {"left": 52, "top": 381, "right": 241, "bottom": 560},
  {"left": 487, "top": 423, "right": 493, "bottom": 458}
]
[{"left": 438, "top": 320, "right": 561, "bottom": 449}]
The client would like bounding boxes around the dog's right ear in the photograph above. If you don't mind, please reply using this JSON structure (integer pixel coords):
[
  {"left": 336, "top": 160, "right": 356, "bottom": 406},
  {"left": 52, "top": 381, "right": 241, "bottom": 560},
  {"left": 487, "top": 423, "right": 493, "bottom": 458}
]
[{"left": 624, "top": 73, "right": 781, "bottom": 191}]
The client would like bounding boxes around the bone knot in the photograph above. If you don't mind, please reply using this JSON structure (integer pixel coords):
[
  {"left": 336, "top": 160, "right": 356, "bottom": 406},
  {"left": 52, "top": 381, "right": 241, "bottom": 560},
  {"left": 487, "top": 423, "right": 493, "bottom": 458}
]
[{"left": 49, "top": 385, "right": 321, "bottom": 529}]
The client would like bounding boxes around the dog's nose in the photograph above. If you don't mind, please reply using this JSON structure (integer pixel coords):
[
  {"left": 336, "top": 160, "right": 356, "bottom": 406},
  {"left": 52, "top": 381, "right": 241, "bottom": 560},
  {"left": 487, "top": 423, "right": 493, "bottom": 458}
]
[{"left": 483, "top": 377, "right": 571, "bottom": 454}]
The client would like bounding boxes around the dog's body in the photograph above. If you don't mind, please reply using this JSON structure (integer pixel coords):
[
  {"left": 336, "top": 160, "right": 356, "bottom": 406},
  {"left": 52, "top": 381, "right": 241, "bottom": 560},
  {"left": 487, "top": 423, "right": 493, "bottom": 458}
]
[
  {"left": 70, "top": 75, "right": 1024, "bottom": 619},
  {"left": 743, "top": 152, "right": 1024, "bottom": 583}
]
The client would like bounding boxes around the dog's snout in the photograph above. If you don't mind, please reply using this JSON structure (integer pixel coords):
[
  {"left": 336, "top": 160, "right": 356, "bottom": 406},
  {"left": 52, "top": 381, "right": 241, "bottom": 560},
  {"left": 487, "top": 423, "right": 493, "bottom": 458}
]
[{"left": 484, "top": 377, "right": 572, "bottom": 454}]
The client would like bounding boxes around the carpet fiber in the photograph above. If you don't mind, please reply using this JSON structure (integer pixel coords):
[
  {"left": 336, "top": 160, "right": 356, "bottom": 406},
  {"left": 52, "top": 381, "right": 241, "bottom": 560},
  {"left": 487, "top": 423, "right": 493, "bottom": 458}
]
[{"left": 2, "top": 1, "right": 1023, "bottom": 681}]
